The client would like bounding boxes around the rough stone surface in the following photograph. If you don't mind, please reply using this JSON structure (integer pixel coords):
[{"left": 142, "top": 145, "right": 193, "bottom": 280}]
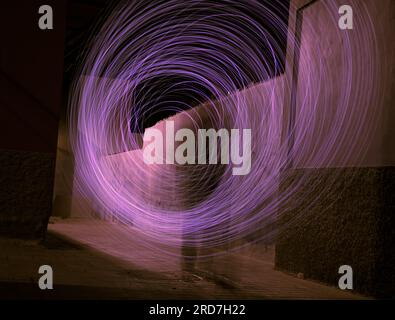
[
  {"left": 275, "top": 167, "right": 395, "bottom": 299},
  {"left": 0, "top": 149, "right": 56, "bottom": 239}
]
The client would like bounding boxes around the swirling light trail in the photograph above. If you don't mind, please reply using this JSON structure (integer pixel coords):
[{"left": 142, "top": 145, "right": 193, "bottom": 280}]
[{"left": 69, "top": 0, "right": 381, "bottom": 257}]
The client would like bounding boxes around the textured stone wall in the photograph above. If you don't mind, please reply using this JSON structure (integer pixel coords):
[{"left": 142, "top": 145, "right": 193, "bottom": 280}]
[
  {"left": 276, "top": 167, "right": 395, "bottom": 298},
  {"left": 0, "top": 149, "right": 55, "bottom": 239}
]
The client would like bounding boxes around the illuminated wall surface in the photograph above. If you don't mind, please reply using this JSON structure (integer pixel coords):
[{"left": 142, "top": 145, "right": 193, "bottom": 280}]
[
  {"left": 276, "top": 0, "right": 395, "bottom": 298},
  {"left": 0, "top": 0, "right": 394, "bottom": 299}
]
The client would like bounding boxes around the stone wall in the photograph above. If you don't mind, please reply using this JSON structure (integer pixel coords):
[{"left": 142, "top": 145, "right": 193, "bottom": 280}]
[
  {"left": 0, "top": 150, "right": 56, "bottom": 239},
  {"left": 276, "top": 167, "right": 395, "bottom": 298}
]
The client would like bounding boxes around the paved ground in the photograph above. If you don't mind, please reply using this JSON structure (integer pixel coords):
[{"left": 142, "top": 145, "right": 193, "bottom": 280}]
[{"left": 0, "top": 218, "right": 368, "bottom": 299}]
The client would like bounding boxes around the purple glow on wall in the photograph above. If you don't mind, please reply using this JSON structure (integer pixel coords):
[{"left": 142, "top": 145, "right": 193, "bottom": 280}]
[{"left": 69, "top": 0, "right": 382, "bottom": 255}]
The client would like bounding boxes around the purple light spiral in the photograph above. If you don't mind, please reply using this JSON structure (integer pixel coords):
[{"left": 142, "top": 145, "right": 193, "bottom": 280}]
[{"left": 69, "top": 0, "right": 382, "bottom": 256}]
